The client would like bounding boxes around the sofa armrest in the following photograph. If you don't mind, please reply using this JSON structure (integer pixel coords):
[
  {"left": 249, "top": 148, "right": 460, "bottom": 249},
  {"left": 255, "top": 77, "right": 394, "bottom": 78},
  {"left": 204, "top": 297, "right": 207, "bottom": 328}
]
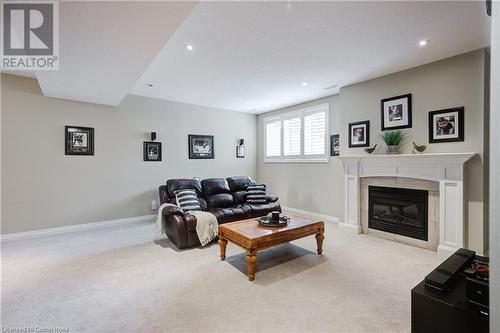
[
  {"left": 162, "top": 204, "right": 185, "bottom": 217},
  {"left": 266, "top": 194, "right": 279, "bottom": 203}
]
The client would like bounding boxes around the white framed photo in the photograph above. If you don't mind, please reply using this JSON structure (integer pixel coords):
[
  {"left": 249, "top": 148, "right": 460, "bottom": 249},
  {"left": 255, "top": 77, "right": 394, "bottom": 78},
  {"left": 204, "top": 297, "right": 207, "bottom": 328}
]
[
  {"left": 348, "top": 121, "right": 370, "bottom": 148},
  {"left": 381, "top": 94, "right": 412, "bottom": 130}
]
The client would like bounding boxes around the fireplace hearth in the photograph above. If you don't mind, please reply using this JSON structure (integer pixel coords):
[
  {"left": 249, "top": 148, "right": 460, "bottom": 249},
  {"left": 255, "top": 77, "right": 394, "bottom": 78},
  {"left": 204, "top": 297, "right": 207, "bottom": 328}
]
[{"left": 368, "top": 186, "right": 428, "bottom": 241}]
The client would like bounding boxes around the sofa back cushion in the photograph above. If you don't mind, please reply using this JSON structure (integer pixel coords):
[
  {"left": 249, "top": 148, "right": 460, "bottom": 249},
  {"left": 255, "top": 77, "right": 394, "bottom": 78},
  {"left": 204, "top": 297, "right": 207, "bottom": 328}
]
[
  {"left": 205, "top": 193, "right": 234, "bottom": 208},
  {"left": 201, "top": 178, "right": 230, "bottom": 196},
  {"left": 201, "top": 178, "right": 234, "bottom": 208},
  {"left": 227, "top": 176, "right": 256, "bottom": 204},
  {"left": 246, "top": 184, "right": 267, "bottom": 204},
  {"left": 227, "top": 176, "right": 256, "bottom": 192},
  {"left": 174, "top": 189, "right": 201, "bottom": 212}
]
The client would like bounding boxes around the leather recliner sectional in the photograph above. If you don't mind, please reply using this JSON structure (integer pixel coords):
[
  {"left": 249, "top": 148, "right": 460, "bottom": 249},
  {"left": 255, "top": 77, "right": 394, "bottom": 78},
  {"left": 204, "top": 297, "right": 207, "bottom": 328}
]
[{"left": 158, "top": 176, "right": 281, "bottom": 249}]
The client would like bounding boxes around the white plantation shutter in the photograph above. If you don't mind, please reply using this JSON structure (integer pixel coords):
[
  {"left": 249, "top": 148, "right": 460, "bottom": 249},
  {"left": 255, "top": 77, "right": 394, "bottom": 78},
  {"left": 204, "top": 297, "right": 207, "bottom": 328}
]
[
  {"left": 283, "top": 117, "right": 301, "bottom": 156},
  {"left": 264, "top": 103, "right": 328, "bottom": 162},
  {"left": 265, "top": 121, "right": 281, "bottom": 157},
  {"left": 304, "top": 111, "right": 326, "bottom": 155}
]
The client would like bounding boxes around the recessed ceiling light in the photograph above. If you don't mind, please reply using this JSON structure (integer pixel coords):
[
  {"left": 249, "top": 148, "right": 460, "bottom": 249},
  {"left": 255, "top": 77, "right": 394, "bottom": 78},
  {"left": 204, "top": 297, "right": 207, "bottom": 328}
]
[
  {"left": 419, "top": 39, "right": 429, "bottom": 47},
  {"left": 185, "top": 44, "right": 194, "bottom": 51},
  {"left": 146, "top": 83, "right": 154, "bottom": 87},
  {"left": 323, "top": 84, "right": 338, "bottom": 90},
  {"left": 301, "top": 82, "right": 308, "bottom": 86}
]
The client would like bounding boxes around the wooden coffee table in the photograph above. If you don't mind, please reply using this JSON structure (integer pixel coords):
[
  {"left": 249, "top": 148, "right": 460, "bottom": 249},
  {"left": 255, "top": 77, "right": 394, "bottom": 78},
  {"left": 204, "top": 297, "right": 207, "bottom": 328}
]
[{"left": 217, "top": 215, "right": 324, "bottom": 281}]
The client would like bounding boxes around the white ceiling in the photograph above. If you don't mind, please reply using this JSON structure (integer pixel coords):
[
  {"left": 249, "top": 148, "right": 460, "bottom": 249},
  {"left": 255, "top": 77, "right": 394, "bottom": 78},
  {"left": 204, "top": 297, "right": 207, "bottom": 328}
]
[
  {"left": 131, "top": 1, "right": 490, "bottom": 113},
  {"left": 35, "top": 1, "right": 197, "bottom": 105},
  {"left": 3, "top": 1, "right": 490, "bottom": 113}
]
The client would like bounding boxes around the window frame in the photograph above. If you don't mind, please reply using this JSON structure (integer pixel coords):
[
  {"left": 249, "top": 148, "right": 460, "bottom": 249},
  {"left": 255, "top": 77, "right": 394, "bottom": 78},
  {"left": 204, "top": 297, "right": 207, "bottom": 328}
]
[{"left": 263, "top": 103, "right": 330, "bottom": 163}]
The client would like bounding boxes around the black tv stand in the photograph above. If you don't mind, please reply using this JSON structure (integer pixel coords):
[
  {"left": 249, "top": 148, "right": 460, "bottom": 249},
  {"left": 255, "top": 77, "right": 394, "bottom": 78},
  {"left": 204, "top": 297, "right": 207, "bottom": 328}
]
[{"left": 411, "top": 252, "right": 489, "bottom": 333}]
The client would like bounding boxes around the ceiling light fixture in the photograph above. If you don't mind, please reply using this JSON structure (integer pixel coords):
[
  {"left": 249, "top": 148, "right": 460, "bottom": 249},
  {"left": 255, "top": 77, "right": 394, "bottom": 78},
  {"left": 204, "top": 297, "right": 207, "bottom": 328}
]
[
  {"left": 323, "top": 84, "right": 338, "bottom": 90},
  {"left": 146, "top": 83, "right": 154, "bottom": 87},
  {"left": 185, "top": 44, "right": 194, "bottom": 51},
  {"left": 419, "top": 39, "right": 429, "bottom": 47},
  {"left": 301, "top": 82, "right": 308, "bottom": 86}
]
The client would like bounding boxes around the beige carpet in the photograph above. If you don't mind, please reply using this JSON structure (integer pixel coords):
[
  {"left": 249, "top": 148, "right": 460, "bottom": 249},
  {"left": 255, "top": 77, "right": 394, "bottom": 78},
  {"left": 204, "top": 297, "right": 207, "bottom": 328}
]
[{"left": 1, "top": 215, "right": 445, "bottom": 333}]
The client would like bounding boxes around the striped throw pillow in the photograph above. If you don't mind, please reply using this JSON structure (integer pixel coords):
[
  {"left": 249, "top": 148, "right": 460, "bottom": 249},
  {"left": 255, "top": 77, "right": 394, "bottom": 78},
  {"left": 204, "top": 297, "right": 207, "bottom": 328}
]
[
  {"left": 246, "top": 184, "right": 267, "bottom": 204},
  {"left": 174, "top": 189, "right": 201, "bottom": 212}
]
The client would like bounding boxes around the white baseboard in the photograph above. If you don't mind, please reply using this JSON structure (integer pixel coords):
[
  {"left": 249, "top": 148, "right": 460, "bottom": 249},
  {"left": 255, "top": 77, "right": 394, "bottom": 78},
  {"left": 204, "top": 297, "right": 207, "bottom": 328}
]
[
  {"left": 337, "top": 222, "right": 360, "bottom": 231},
  {"left": 282, "top": 206, "right": 340, "bottom": 224},
  {"left": 437, "top": 244, "right": 457, "bottom": 256},
  {"left": 1, "top": 214, "right": 155, "bottom": 242}
]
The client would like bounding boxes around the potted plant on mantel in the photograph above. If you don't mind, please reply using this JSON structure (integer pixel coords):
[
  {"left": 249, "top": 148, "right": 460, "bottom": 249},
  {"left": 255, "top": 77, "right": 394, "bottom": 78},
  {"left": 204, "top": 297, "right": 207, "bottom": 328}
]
[{"left": 380, "top": 130, "right": 406, "bottom": 154}]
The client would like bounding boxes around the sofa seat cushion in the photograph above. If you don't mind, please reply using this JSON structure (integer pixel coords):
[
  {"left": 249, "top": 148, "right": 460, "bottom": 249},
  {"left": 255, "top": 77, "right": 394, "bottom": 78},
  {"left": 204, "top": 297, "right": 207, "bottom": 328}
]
[
  {"left": 249, "top": 201, "right": 281, "bottom": 218},
  {"left": 208, "top": 205, "right": 252, "bottom": 224}
]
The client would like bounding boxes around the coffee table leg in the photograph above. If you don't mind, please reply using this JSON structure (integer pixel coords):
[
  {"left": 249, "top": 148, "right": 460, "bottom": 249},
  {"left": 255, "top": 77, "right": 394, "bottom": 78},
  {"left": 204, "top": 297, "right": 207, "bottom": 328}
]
[
  {"left": 218, "top": 238, "right": 228, "bottom": 260},
  {"left": 315, "top": 232, "right": 324, "bottom": 254},
  {"left": 246, "top": 250, "right": 257, "bottom": 281}
]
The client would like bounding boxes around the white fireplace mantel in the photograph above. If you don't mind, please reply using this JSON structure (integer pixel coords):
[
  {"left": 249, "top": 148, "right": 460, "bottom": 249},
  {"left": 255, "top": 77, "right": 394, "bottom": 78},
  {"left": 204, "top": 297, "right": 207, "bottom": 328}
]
[{"left": 339, "top": 152, "right": 478, "bottom": 253}]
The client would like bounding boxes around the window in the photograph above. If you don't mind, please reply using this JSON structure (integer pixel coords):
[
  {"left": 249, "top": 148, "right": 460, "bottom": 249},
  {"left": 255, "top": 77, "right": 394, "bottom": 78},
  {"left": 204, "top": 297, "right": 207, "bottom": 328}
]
[
  {"left": 263, "top": 103, "right": 329, "bottom": 162},
  {"left": 304, "top": 111, "right": 325, "bottom": 155},
  {"left": 265, "top": 120, "right": 281, "bottom": 157},
  {"left": 283, "top": 117, "right": 301, "bottom": 156}
]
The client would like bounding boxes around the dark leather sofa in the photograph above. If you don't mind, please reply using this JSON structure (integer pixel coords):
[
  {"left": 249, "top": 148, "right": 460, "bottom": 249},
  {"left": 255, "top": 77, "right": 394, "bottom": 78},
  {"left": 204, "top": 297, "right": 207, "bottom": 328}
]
[{"left": 158, "top": 176, "right": 281, "bottom": 249}]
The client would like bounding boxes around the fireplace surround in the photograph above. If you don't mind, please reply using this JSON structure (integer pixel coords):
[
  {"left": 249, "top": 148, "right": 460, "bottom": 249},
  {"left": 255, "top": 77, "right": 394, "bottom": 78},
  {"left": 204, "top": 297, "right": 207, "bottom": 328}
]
[{"left": 340, "top": 153, "right": 477, "bottom": 253}]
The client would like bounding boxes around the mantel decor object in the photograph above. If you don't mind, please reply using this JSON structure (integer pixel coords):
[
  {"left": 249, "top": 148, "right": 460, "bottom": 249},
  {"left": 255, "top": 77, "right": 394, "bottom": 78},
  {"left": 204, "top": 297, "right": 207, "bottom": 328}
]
[
  {"left": 413, "top": 141, "right": 427, "bottom": 153},
  {"left": 380, "top": 130, "right": 406, "bottom": 154},
  {"left": 364, "top": 144, "right": 377, "bottom": 154}
]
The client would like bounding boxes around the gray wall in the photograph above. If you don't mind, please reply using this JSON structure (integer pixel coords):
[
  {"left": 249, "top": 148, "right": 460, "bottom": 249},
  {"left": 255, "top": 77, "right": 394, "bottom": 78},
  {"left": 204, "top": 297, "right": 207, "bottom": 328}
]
[
  {"left": 489, "top": 0, "right": 499, "bottom": 328},
  {"left": 258, "top": 49, "right": 488, "bottom": 253},
  {"left": 257, "top": 95, "right": 345, "bottom": 221},
  {"left": 1, "top": 74, "right": 257, "bottom": 234}
]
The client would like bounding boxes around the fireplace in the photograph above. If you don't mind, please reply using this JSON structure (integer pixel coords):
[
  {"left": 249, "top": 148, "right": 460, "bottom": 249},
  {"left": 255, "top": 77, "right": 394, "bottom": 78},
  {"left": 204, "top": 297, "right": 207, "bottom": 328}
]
[{"left": 368, "top": 186, "right": 428, "bottom": 241}]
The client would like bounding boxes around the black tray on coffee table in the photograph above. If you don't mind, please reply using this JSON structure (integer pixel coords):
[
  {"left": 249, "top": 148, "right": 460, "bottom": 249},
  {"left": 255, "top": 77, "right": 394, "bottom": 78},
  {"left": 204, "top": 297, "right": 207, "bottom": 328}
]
[{"left": 257, "top": 216, "right": 290, "bottom": 227}]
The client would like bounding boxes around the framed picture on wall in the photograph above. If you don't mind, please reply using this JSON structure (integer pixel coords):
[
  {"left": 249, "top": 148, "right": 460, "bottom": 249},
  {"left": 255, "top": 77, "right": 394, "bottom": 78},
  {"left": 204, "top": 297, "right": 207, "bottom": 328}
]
[
  {"left": 143, "top": 141, "right": 162, "bottom": 161},
  {"left": 188, "top": 134, "right": 214, "bottom": 159},
  {"left": 380, "top": 93, "right": 412, "bottom": 130},
  {"left": 65, "top": 126, "right": 94, "bottom": 155},
  {"left": 330, "top": 134, "right": 340, "bottom": 156},
  {"left": 428, "top": 107, "right": 464, "bottom": 143},
  {"left": 348, "top": 121, "right": 370, "bottom": 148},
  {"left": 236, "top": 145, "right": 245, "bottom": 158}
]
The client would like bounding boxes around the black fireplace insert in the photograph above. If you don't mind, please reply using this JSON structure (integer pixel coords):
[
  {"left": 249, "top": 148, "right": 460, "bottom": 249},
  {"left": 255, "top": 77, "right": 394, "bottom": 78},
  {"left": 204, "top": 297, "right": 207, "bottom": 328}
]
[{"left": 368, "top": 186, "right": 428, "bottom": 241}]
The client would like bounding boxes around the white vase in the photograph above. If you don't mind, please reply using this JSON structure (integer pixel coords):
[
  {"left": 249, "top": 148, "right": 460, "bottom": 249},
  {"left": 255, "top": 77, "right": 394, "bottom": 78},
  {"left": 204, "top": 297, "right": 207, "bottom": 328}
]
[{"left": 386, "top": 145, "right": 400, "bottom": 154}]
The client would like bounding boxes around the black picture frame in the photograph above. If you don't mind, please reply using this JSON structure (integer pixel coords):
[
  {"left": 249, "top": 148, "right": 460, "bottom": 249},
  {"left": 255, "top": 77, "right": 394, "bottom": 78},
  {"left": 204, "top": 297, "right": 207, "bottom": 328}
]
[
  {"left": 236, "top": 145, "right": 245, "bottom": 158},
  {"left": 348, "top": 121, "right": 370, "bottom": 148},
  {"left": 65, "top": 126, "right": 94, "bottom": 155},
  {"left": 381, "top": 93, "right": 412, "bottom": 131},
  {"left": 143, "top": 141, "right": 162, "bottom": 161},
  {"left": 330, "top": 134, "right": 339, "bottom": 156},
  {"left": 428, "top": 107, "right": 464, "bottom": 143},
  {"left": 189, "top": 135, "right": 214, "bottom": 159}
]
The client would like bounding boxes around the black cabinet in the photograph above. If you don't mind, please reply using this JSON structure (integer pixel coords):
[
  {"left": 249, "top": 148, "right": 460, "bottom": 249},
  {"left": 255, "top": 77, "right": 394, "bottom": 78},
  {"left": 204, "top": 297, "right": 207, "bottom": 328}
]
[{"left": 411, "top": 279, "right": 489, "bottom": 333}]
